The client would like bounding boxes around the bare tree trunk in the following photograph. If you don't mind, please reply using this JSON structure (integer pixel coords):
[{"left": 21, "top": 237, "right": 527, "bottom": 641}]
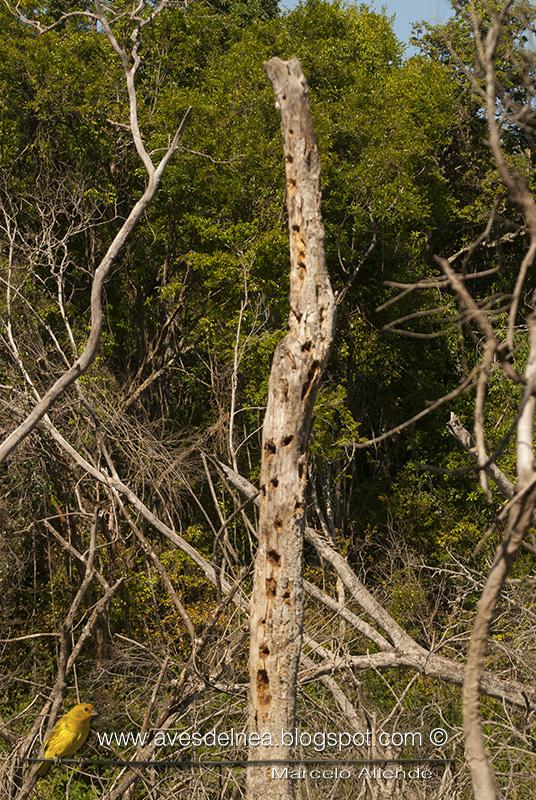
[{"left": 247, "top": 58, "right": 335, "bottom": 800}]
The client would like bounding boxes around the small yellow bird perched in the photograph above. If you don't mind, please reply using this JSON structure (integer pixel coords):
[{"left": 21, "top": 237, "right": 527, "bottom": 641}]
[{"left": 37, "top": 703, "right": 97, "bottom": 777}]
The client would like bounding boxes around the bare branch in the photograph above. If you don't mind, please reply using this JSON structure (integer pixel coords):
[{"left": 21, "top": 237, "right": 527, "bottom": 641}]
[
  {"left": 0, "top": 4, "right": 192, "bottom": 464},
  {"left": 219, "top": 460, "right": 536, "bottom": 712},
  {"left": 352, "top": 368, "right": 478, "bottom": 449},
  {"left": 463, "top": 304, "right": 536, "bottom": 799}
]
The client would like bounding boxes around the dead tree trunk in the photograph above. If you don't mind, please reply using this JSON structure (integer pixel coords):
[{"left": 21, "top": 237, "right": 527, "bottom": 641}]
[{"left": 247, "top": 58, "right": 335, "bottom": 800}]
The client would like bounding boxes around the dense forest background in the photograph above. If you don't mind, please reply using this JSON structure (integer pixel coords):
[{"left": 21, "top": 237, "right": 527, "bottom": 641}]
[{"left": 0, "top": 0, "right": 535, "bottom": 798}]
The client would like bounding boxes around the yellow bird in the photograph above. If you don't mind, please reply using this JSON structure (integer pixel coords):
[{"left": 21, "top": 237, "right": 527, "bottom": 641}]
[{"left": 37, "top": 703, "right": 97, "bottom": 777}]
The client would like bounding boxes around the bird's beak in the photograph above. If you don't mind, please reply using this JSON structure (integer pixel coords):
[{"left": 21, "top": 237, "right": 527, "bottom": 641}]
[{"left": 91, "top": 711, "right": 99, "bottom": 718}]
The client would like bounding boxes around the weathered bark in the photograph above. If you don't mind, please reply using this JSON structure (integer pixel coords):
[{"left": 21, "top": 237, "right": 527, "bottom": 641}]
[{"left": 247, "top": 58, "right": 335, "bottom": 800}]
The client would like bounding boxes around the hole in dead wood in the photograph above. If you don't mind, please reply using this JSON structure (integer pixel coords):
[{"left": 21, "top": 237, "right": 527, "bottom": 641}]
[
  {"left": 259, "top": 644, "right": 270, "bottom": 655},
  {"left": 266, "top": 577, "right": 277, "bottom": 597},
  {"left": 274, "top": 517, "right": 283, "bottom": 530},
  {"left": 264, "top": 440, "right": 277, "bottom": 454},
  {"left": 298, "top": 462, "right": 304, "bottom": 479},
  {"left": 267, "top": 549, "right": 281, "bottom": 564},
  {"left": 294, "top": 500, "right": 302, "bottom": 511},
  {"left": 282, "top": 434, "right": 294, "bottom": 446},
  {"left": 301, "top": 341, "right": 312, "bottom": 351},
  {"left": 260, "top": 484, "right": 266, "bottom": 497},
  {"left": 283, "top": 590, "right": 291, "bottom": 600},
  {"left": 286, "top": 153, "right": 293, "bottom": 163},
  {"left": 289, "top": 128, "right": 294, "bottom": 134},
  {"left": 257, "top": 669, "right": 271, "bottom": 706},
  {"left": 271, "top": 477, "right": 279, "bottom": 488},
  {"left": 292, "top": 224, "right": 300, "bottom": 232}
]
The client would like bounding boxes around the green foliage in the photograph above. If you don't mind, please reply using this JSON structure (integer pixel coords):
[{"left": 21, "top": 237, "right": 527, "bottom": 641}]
[{"left": 1, "top": 2, "right": 535, "bottom": 794}]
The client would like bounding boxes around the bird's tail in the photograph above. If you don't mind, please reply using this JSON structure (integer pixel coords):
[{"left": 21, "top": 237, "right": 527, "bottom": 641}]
[{"left": 36, "top": 759, "right": 51, "bottom": 778}]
